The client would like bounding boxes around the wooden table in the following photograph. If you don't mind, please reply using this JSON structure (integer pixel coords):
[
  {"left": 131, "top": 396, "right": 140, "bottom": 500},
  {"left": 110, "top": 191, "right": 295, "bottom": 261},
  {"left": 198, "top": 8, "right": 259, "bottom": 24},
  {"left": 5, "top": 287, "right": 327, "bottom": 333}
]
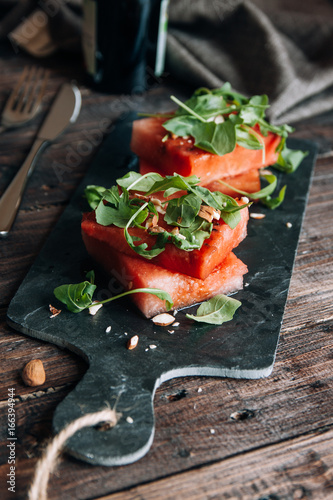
[{"left": 1, "top": 46, "right": 333, "bottom": 500}]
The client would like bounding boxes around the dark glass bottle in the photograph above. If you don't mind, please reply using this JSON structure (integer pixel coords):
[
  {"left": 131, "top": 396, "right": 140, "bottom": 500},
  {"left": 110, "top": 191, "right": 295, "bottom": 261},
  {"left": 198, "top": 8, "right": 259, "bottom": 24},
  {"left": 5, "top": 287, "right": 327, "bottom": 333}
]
[{"left": 82, "top": 0, "right": 169, "bottom": 94}]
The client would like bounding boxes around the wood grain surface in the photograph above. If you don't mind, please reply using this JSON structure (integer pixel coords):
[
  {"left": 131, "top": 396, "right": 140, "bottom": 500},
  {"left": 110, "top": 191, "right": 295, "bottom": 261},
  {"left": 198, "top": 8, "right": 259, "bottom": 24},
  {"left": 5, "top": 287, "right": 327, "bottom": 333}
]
[{"left": 0, "top": 46, "right": 332, "bottom": 500}]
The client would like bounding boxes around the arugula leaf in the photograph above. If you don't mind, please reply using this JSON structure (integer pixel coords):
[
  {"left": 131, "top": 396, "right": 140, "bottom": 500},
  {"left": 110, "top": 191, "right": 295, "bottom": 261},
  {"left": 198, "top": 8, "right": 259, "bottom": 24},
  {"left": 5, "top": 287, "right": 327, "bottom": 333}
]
[
  {"left": 145, "top": 174, "right": 200, "bottom": 197},
  {"left": 84, "top": 185, "right": 108, "bottom": 210},
  {"left": 260, "top": 185, "right": 287, "bottom": 209},
  {"left": 191, "top": 186, "right": 244, "bottom": 229},
  {"left": 86, "top": 172, "right": 248, "bottom": 260},
  {"left": 235, "top": 126, "right": 264, "bottom": 150},
  {"left": 191, "top": 119, "right": 236, "bottom": 156},
  {"left": 117, "top": 171, "right": 163, "bottom": 193},
  {"left": 54, "top": 281, "right": 97, "bottom": 313},
  {"left": 239, "top": 95, "right": 269, "bottom": 125},
  {"left": 95, "top": 196, "right": 149, "bottom": 228},
  {"left": 158, "top": 84, "right": 307, "bottom": 175},
  {"left": 186, "top": 294, "right": 241, "bottom": 325},
  {"left": 173, "top": 219, "right": 212, "bottom": 250},
  {"left": 54, "top": 276, "right": 174, "bottom": 313},
  {"left": 274, "top": 145, "right": 308, "bottom": 174},
  {"left": 162, "top": 115, "right": 198, "bottom": 138},
  {"left": 85, "top": 270, "right": 95, "bottom": 284},
  {"left": 164, "top": 193, "right": 201, "bottom": 227},
  {"left": 218, "top": 173, "right": 277, "bottom": 200},
  {"left": 212, "top": 82, "right": 249, "bottom": 105},
  {"left": 124, "top": 202, "right": 167, "bottom": 259}
]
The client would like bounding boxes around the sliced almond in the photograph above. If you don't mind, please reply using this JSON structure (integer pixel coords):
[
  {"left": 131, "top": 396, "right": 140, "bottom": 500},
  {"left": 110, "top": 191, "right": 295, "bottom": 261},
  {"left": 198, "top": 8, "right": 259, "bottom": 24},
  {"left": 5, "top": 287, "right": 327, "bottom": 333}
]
[
  {"left": 149, "top": 225, "right": 165, "bottom": 234},
  {"left": 133, "top": 193, "right": 149, "bottom": 201},
  {"left": 155, "top": 204, "right": 166, "bottom": 215},
  {"left": 151, "top": 313, "right": 175, "bottom": 326},
  {"left": 89, "top": 302, "right": 103, "bottom": 315},
  {"left": 198, "top": 205, "right": 221, "bottom": 223},
  {"left": 127, "top": 335, "right": 139, "bottom": 350},
  {"left": 145, "top": 214, "right": 159, "bottom": 230},
  {"left": 150, "top": 197, "right": 163, "bottom": 207}
]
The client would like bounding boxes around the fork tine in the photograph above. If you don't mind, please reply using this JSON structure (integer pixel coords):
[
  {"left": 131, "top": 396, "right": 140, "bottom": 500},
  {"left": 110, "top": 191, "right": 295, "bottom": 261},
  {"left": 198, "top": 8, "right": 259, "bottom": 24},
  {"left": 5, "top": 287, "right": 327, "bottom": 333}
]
[
  {"left": 16, "top": 66, "right": 37, "bottom": 112},
  {"left": 23, "top": 67, "right": 48, "bottom": 114},
  {"left": 6, "top": 66, "right": 30, "bottom": 108},
  {"left": 29, "top": 68, "right": 50, "bottom": 112}
]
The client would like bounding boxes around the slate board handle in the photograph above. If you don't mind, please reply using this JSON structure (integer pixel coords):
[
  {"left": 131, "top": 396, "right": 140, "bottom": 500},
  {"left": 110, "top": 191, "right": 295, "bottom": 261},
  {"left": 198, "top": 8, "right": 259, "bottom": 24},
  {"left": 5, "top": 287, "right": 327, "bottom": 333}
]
[{"left": 52, "top": 360, "right": 157, "bottom": 466}]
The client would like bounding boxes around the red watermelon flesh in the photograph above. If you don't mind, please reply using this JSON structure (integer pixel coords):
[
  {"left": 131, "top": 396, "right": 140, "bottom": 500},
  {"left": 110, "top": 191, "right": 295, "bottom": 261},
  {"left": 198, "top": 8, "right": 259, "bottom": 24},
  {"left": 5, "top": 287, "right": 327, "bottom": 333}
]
[
  {"left": 139, "top": 159, "right": 261, "bottom": 198},
  {"left": 203, "top": 169, "right": 261, "bottom": 197},
  {"left": 131, "top": 117, "right": 281, "bottom": 185},
  {"left": 81, "top": 200, "right": 248, "bottom": 281},
  {"left": 81, "top": 227, "right": 248, "bottom": 318}
]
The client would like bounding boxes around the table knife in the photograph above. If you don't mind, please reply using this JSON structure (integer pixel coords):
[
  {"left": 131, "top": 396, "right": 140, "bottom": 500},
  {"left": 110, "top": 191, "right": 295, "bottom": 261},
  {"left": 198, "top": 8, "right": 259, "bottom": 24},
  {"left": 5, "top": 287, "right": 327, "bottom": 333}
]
[{"left": 0, "top": 82, "right": 81, "bottom": 236}]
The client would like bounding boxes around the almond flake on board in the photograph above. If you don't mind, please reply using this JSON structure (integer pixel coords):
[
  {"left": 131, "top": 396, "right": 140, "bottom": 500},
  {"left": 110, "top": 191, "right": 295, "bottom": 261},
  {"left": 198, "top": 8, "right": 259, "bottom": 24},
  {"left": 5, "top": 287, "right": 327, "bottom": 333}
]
[
  {"left": 151, "top": 313, "right": 175, "bottom": 326},
  {"left": 250, "top": 213, "right": 266, "bottom": 220},
  {"left": 49, "top": 304, "right": 61, "bottom": 318},
  {"left": 89, "top": 302, "right": 103, "bottom": 315},
  {"left": 127, "top": 335, "right": 139, "bottom": 350}
]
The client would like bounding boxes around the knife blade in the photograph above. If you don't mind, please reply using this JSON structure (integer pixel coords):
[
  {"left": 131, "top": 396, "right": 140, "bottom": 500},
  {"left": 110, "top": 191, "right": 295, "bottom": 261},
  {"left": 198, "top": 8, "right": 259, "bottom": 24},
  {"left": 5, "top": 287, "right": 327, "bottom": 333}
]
[{"left": 0, "top": 82, "right": 81, "bottom": 236}]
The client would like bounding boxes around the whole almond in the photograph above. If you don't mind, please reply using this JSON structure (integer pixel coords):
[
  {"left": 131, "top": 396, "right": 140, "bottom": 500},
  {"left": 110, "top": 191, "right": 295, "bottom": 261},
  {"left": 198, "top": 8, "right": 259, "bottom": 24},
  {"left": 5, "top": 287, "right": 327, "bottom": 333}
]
[{"left": 22, "top": 359, "right": 46, "bottom": 387}]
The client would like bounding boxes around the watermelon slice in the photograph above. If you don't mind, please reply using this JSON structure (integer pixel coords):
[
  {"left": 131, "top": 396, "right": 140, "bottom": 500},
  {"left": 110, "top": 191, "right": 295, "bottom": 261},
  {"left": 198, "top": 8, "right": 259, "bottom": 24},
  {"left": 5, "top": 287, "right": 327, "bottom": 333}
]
[
  {"left": 82, "top": 226, "right": 248, "bottom": 317},
  {"left": 139, "top": 160, "right": 261, "bottom": 198},
  {"left": 81, "top": 200, "right": 248, "bottom": 281},
  {"left": 131, "top": 117, "right": 281, "bottom": 185},
  {"left": 203, "top": 169, "right": 261, "bottom": 197}
]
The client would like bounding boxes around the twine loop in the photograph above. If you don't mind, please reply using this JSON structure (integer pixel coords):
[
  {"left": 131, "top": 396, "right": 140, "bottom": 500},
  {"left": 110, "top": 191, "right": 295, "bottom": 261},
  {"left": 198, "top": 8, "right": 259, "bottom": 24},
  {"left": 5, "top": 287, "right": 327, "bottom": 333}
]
[{"left": 28, "top": 408, "right": 120, "bottom": 500}]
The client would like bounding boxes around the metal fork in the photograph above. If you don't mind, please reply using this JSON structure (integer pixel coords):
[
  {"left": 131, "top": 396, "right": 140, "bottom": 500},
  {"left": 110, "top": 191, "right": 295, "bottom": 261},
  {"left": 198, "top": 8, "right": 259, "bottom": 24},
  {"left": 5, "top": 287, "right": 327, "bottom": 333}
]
[{"left": 0, "top": 66, "right": 49, "bottom": 133}]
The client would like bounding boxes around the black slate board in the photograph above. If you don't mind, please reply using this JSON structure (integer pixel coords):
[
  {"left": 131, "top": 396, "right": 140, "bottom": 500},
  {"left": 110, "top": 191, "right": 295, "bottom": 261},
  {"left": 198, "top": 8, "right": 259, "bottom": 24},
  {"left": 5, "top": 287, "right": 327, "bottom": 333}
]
[{"left": 7, "top": 113, "right": 317, "bottom": 465}]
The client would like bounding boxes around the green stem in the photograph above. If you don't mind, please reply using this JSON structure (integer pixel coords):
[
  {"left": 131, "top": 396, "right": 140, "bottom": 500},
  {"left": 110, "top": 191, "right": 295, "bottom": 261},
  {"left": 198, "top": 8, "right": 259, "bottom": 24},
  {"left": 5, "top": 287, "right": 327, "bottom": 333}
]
[
  {"left": 240, "top": 124, "right": 266, "bottom": 164},
  {"left": 126, "top": 173, "right": 155, "bottom": 193},
  {"left": 93, "top": 288, "right": 158, "bottom": 306},
  {"left": 170, "top": 95, "right": 207, "bottom": 123}
]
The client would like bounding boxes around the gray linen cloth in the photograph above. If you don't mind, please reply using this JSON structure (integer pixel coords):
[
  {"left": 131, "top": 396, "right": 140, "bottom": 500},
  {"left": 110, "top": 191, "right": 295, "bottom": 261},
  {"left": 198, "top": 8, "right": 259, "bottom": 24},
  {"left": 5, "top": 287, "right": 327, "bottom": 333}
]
[
  {"left": 1, "top": 0, "right": 333, "bottom": 124},
  {"left": 167, "top": 0, "right": 333, "bottom": 124}
]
